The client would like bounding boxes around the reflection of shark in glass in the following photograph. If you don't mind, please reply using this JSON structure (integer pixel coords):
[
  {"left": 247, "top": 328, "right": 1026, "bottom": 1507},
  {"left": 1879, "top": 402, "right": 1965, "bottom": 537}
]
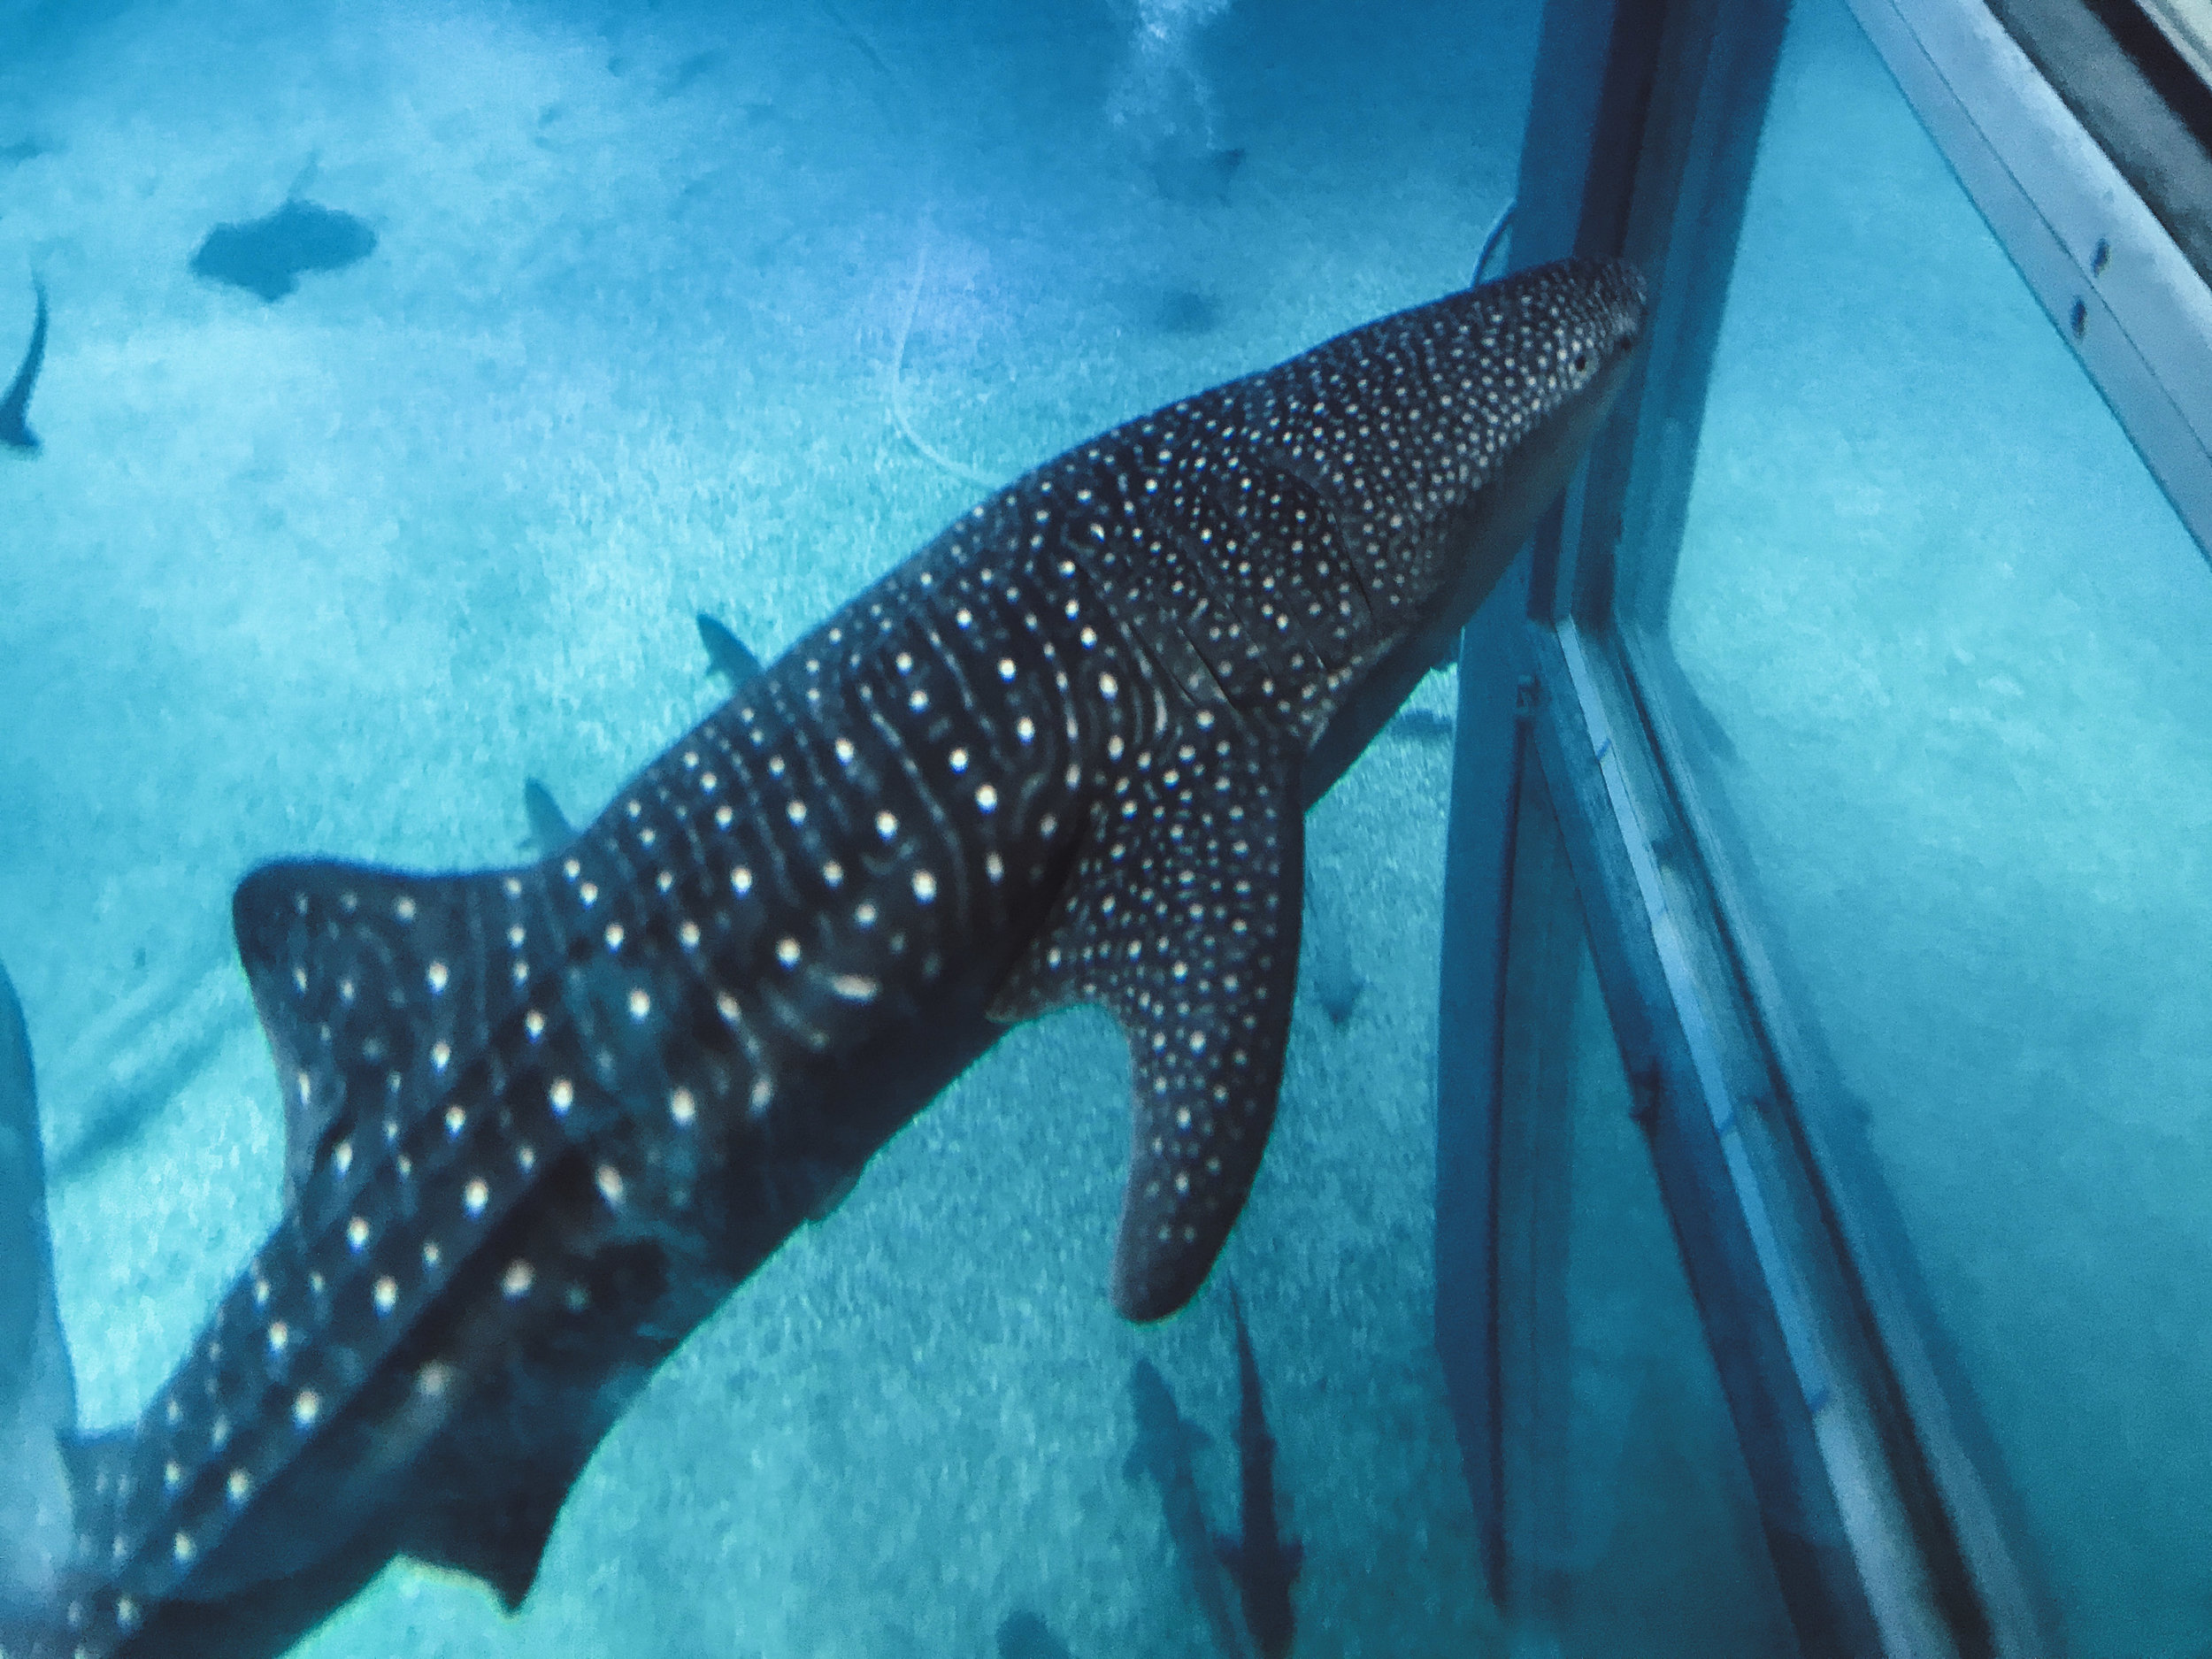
[{"left": 0, "top": 258, "right": 1643, "bottom": 1659}]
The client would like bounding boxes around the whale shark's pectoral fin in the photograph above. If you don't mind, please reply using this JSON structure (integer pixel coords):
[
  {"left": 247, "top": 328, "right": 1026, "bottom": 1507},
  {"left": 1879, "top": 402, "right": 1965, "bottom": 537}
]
[{"left": 989, "top": 714, "right": 1302, "bottom": 1323}]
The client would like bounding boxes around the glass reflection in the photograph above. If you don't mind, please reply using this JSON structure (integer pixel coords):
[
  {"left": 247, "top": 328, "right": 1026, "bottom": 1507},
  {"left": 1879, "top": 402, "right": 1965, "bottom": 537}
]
[{"left": 1661, "top": 0, "right": 2212, "bottom": 1651}]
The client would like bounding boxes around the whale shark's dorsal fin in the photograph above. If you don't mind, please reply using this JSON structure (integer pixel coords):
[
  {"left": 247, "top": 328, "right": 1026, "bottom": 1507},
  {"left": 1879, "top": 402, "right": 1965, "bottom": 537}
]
[
  {"left": 1, "top": 280, "right": 46, "bottom": 454},
  {"left": 232, "top": 861, "right": 535, "bottom": 1206}
]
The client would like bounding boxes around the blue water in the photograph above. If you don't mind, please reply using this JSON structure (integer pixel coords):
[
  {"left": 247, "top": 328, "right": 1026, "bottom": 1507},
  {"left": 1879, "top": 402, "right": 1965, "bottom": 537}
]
[{"left": 0, "top": 0, "right": 1525, "bottom": 1652}]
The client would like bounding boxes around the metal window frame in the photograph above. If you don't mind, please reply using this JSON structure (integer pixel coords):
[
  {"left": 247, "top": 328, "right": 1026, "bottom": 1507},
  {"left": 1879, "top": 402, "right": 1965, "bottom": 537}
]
[
  {"left": 1426, "top": 0, "right": 2212, "bottom": 1650},
  {"left": 1845, "top": 0, "right": 2212, "bottom": 570}
]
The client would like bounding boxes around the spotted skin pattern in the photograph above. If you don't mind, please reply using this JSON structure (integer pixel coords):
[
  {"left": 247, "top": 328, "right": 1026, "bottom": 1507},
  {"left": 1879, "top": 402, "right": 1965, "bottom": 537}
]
[{"left": 6, "top": 257, "right": 1645, "bottom": 1659}]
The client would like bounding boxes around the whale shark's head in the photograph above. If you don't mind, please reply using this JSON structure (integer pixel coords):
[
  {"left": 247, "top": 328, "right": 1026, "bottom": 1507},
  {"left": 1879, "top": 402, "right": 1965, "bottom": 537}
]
[{"left": 1214, "top": 257, "right": 1648, "bottom": 799}]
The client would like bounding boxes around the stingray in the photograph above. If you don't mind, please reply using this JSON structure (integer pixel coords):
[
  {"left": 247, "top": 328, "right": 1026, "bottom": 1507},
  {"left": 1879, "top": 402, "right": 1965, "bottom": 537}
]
[{"left": 189, "top": 199, "right": 376, "bottom": 303}]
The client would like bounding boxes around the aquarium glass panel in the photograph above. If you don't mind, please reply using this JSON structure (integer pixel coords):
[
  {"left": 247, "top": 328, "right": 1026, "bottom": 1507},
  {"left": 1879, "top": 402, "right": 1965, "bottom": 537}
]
[
  {"left": 1661, "top": 0, "right": 2212, "bottom": 1652},
  {"left": 0, "top": 0, "right": 1552, "bottom": 1654},
  {"left": 1498, "top": 787, "right": 1799, "bottom": 1659}
]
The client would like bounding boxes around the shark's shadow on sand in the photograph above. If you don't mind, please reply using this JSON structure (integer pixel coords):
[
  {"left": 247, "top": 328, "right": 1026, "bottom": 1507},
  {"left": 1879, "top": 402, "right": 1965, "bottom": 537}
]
[{"left": 189, "top": 199, "right": 376, "bottom": 303}]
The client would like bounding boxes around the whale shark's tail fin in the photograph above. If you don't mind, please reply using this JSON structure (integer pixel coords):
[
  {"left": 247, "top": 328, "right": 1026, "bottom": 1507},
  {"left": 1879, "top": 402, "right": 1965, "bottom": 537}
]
[{"left": 0, "top": 955, "right": 78, "bottom": 1631}]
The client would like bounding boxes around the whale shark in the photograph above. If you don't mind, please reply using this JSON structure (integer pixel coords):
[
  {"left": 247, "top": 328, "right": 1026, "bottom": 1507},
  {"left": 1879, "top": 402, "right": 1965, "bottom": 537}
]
[{"left": 0, "top": 257, "right": 1644, "bottom": 1659}]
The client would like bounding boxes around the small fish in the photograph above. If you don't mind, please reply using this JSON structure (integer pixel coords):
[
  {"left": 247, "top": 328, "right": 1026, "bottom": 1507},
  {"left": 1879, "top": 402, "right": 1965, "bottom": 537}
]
[
  {"left": 1149, "top": 143, "right": 1247, "bottom": 208},
  {"left": 519, "top": 616, "right": 758, "bottom": 856},
  {"left": 695, "top": 611, "right": 764, "bottom": 687},
  {"left": 1125, "top": 1359, "right": 1245, "bottom": 1658},
  {"left": 1217, "top": 1288, "right": 1299, "bottom": 1659},
  {"left": 996, "top": 1609, "right": 1078, "bottom": 1659},
  {"left": 520, "top": 777, "right": 577, "bottom": 858},
  {"left": 660, "top": 50, "right": 725, "bottom": 97},
  {"left": 1, "top": 280, "right": 46, "bottom": 453},
  {"left": 1299, "top": 885, "right": 1363, "bottom": 1029},
  {"left": 189, "top": 201, "right": 375, "bottom": 303},
  {"left": 1383, "top": 707, "right": 1453, "bottom": 745},
  {"left": 1472, "top": 199, "right": 1516, "bottom": 288}
]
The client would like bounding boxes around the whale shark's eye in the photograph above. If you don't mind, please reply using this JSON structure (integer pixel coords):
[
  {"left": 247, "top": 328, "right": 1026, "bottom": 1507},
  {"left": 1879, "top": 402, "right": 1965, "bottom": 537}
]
[{"left": 1571, "top": 348, "right": 1592, "bottom": 376}]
